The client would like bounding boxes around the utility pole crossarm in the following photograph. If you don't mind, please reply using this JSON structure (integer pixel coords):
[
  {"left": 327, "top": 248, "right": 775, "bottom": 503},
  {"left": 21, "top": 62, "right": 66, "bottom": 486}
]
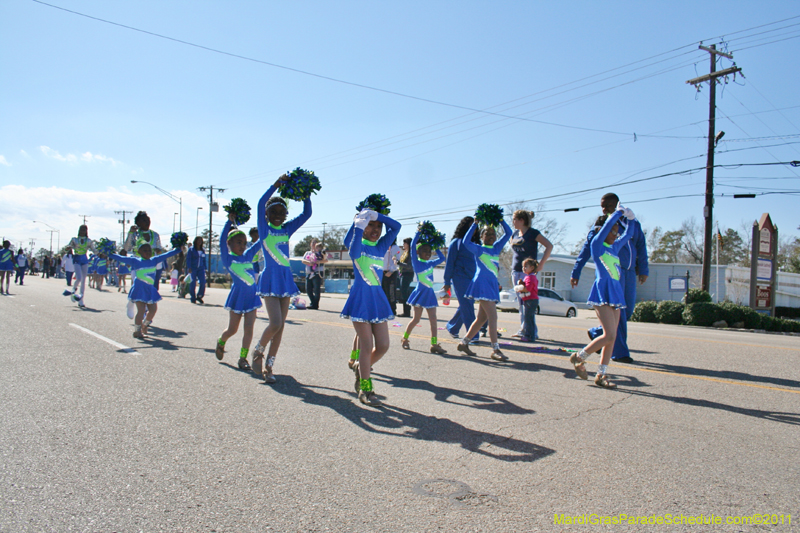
[
  {"left": 698, "top": 45, "right": 734, "bottom": 59},
  {"left": 686, "top": 66, "right": 742, "bottom": 86}
]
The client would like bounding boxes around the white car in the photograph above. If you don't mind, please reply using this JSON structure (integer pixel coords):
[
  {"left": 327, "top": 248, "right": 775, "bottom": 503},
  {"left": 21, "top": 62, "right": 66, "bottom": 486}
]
[{"left": 498, "top": 288, "right": 578, "bottom": 318}]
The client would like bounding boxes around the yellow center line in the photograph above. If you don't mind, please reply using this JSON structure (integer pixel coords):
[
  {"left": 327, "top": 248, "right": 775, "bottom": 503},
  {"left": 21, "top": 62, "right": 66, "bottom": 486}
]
[{"left": 293, "top": 317, "right": 800, "bottom": 395}]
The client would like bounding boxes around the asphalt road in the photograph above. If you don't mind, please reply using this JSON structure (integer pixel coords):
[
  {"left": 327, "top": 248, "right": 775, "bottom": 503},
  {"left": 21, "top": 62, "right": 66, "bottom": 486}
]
[{"left": 1, "top": 275, "right": 798, "bottom": 532}]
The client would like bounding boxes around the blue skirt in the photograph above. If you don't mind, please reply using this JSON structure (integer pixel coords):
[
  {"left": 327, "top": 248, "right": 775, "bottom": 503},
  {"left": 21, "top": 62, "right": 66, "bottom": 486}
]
[
  {"left": 340, "top": 284, "right": 394, "bottom": 323},
  {"left": 225, "top": 285, "right": 262, "bottom": 314},
  {"left": 118, "top": 265, "right": 130, "bottom": 275},
  {"left": 587, "top": 277, "right": 626, "bottom": 308},
  {"left": 129, "top": 278, "right": 161, "bottom": 304},
  {"left": 257, "top": 266, "right": 298, "bottom": 298},
  {"left": 465, "top": 277, "right": 499, "bottom": 303},
  {"left": 406, "top": 285, "right": 438, "bottom": 309},
  {"left": 0, "top": 260, "right": 14, "bottom": 272}
]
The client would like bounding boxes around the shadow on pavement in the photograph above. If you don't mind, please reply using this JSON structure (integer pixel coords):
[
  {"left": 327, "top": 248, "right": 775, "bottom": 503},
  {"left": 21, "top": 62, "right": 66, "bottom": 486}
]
[
  {"left": 372, "top": 373, "right": 535, "bottom": 415},
  {"left": 633, "top": 360, "right": 800, "bottom": 390},
  {"left": 271, "top": 375, "right": 555, "bottom": 462},
  {"left": 618, "top": 388, "right": 800, "bottom": 425}
]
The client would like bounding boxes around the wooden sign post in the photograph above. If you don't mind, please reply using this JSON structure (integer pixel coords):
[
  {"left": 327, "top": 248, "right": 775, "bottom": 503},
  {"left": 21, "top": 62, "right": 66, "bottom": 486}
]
[{"left": 749, "top": 213, "right": 778, "bottom": 316}]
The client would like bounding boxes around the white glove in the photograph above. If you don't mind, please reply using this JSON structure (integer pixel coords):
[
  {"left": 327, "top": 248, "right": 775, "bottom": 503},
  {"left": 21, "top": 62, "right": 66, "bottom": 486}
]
[
  {"left": 362, "top": 209, "right": 379, "bottom": 221},
  {"left": 353, "top": 212, "right": 370, "bottom": 230},
  {"left": 617, "top": 203, "right": 635, "bottom": 220}
]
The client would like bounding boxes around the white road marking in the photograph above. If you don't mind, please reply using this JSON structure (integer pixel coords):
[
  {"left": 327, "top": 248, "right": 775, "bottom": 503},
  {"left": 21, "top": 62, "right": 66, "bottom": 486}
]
[{"left": 69, "top": 323, "right": 141, "bottom": 355}]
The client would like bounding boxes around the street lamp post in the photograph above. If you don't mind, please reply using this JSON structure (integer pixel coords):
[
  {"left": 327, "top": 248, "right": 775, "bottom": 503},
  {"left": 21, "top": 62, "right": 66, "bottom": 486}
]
[
  {"left": 33, "top": 220, "right": 59, "bottom": 257},
  {"left": 130, "top": 180, "right": 182, "bottom": 232},
  {"left": 196, "top": 207, "right": 203, "bottom": 239},
  {"left": 173, "top": 213, "right": 179, "bottom": 234}
]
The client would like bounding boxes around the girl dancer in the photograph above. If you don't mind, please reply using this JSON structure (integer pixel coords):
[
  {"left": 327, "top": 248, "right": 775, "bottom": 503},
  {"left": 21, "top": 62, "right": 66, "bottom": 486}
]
[
  {"left": 95, "top": 254, "right": 108, "bottom": 290},
  {"left": 186, "top": 237, "right": 207, "bottom": 304},
  {"left": 456, "top": 206, "right": 512, "bottom": 361},
  {"left": 117, "top": 250, "right": 130, "bottom": 293},
  {"left": 254, "top": 174, "right": 312, "bottom": 383},
  {"left": 65, "top": 225, "right": 97, "bottom": 308},
  {"left": 569, "top": 205, "right": 635, "bottom": 389},
  {"left": 443, "top": 217, "right": 481, "bottom": 339},
  {"left": 341, "top": 194, "right": 401, "bottom": 406},
  {"left": 400, "top": 224, "right": 447, "bottom": 355},
  {"left": 110, "top": 243, "right": 180, "bottom": 338},
  {"left": 0, "top": 241, "right": 14, "bottom": 294},
  {"left": 215, "top": 213, "right": 263, "bottom": 371}
]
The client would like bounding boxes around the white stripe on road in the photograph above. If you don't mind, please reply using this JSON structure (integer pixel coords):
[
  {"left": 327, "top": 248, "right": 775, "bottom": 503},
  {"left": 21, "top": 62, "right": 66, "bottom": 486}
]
[{"left": 69, "top": 323, "right": 141, "bottom": 355}]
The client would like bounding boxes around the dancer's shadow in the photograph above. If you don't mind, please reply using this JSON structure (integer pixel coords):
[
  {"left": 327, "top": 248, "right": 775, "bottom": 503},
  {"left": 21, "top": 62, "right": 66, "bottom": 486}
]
[
  {"left": 634, "top": 360, "right": 800, "bottom": 390},
  {"left": 71, "top": 307, "right": 109, "bottom": 314},
  {"left": 271, "top": 376, "right": 555, "bottom": 462},
  {"left": 135, "top": 337, "right": 180, "bottom": 351},
  {"left": 371, "top": 373, "right": 534, "bottom": 415},
  {"left": 619, "top": 388, "right": 800, "bottom": 426},
  {"left": 146, "top": 326, "right": 187, "bottom": 340}
]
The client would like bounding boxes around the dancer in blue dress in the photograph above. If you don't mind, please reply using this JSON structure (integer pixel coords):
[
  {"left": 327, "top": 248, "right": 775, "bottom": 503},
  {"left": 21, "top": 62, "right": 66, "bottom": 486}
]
[
  {"left": 215, "top": 214, "right": 263, "bottom": 371},
  {"left": 342, "top": 195, "right": 401, "bottom": 406},
  {"left": 401, "top": 225, "right": 447, "bottom": 355},
  {"left": 569, "top": 205, "right": 635, "bottom": 389},
  {"left": 116, "top": 250, "right": 130, "bottom": 294},
  {"left": 110, "top": 243, "right": 180, "bottom": 339},
  {"left": 456, "top": 210, "right": 512, "bottom": 361},
  {"left": 0, "top": 241, "right": 14, "bottom": 295},
  {"left": 87, "top": 254, "right": 98, "bottom": 289},
  {"left": 65, "top": 225, "right": 97, "bottom": 308},
  {"left": 253, "top": 174, "right": 312, "bottom": 383},
  {"left": 95, "top": 254, "right": 108, "bottom": 291}
]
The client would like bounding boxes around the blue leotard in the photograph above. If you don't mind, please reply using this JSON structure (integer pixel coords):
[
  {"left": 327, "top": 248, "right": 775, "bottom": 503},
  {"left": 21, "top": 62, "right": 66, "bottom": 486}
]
[
  {"left": 340, "top": 213, "right": 402, "bottom": 323},
  {"left": 220, "top": 221, "right": 263, "bottom": 314},
  {"left": 586, "top": 210, "right": 634, "bottom": 309},
  {"left": 111, "top": 249, "right": 180, "bottom": 304},
  {"left": 462, "top": 220, "right": 512, "bottom": 302},
  {"left": 406, "top": 232, "right": 445, "bottom": 309},
  {"left": 256, "top": 184, "right": 312, "bottom": 298}
]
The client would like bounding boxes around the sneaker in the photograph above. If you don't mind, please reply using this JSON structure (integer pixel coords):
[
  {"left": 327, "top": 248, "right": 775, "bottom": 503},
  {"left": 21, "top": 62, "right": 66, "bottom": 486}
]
[
  {"left": 237, "top": 358, "right": 251, "bottom": 371},
  {"left": 215, "top": 341, "right": 225, "bottom": 360},
  {"left": 457, "top": 342, "right": 476, "bottom": 357},
  {"left": 612, "top": 356, "right": 635, "bottom": 364},
  {"left": 359, "top": 390, "right": 381, "bottom": 407},
  {"left": 594, "top": 373, "right": 617, "bottom": 389},
  {"left": 569, "top": 352, "right": 588, "bottom": 380},
  {"left": 63, "top": 289, "right": 73, "bottom": 296},
  {"left": 430, "top": 343, "right": 447, "bottom": 355},
  {"left": 511, "top": 332, "right": 523, "bottom": 339},
  {"left": 197, "top": 297, "right": 204, "bottom": 304},
  {"left": 491, "top": 349, "right": 508, "bottom": 361}
]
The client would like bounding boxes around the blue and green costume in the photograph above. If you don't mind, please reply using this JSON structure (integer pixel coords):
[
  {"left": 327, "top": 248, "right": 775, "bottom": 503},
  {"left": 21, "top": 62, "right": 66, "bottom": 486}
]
[
  {"left": 111, "top": 248, "right": 180, "bottom": 304},
  {"left": 220, "top": 220, "right": 263, "bottom": 314},
  {"left": 586, "top": 210, "right": 633, "bottom": 309},
  {"left": 462, "top": 220, "right": 512, "bottom": 302},
  {"left": 406, "top": 231, "right": 445, "bottom": 309}
]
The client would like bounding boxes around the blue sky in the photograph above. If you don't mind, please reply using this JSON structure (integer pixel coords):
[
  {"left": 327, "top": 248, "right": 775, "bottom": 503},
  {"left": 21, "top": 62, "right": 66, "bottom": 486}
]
[{"left": 2, "top": 0, "right": 799, "bottom": 254}]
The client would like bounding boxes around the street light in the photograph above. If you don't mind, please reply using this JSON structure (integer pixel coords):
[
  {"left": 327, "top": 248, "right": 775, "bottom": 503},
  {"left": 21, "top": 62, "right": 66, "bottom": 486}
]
[
  {"left": 33, "top": 220, "right": 60, "bottom": 258},
  {"left": 173, "top": 213, "right": 179, "bottom": 234},
  {"left": 130, "top": 180, "right": 182, "bottom": 232},
  {"left": 196, "top": 207, "right": 203, "bottom": 239}
]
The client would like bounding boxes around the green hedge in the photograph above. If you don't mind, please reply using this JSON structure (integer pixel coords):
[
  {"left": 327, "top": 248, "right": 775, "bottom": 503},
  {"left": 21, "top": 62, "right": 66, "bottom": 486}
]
[
  {"left": 631, "top": 301, "right": 658, "bottom": 323},
  {"left": 682, "top": 288, "right": 712, "bottom": 304},
  {"left": 718, "top": 301, "right": 762, "bottom": 329},
  {"left": 655, "top": 301, "right": 685, "bottom": 324},
  {"left": 683, "top": 302, "right": 721, "bottom": 327}
]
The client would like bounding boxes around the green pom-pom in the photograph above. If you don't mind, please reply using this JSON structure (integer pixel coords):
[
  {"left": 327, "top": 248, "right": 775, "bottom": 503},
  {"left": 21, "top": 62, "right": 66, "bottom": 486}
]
[
  {"left": 474, "top": 203, "right": 504, "bottom": 227},
  {"left": 356, "top": 193, "right": 391, "bottom": 215},
  {"left": 279, "top": 168, "right": 321, "bottom": 202},
  {"left": 223, "top": 198, "right": 251, "bottom": 225},
  {"left": 97, "top": 238, "right": 116, "bottom": 255}
]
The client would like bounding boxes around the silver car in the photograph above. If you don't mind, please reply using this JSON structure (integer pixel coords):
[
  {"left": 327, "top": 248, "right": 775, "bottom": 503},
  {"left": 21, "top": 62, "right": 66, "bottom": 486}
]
[{"left": 498, "top": 288, "right": 578, "bottom": 318}]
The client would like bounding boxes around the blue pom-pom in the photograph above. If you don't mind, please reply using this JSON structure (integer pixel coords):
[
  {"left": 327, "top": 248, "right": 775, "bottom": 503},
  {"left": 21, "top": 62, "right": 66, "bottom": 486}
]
[
  {"left": 417, "top": 220, "right": 446, "bottom": 250},
  {"left": 279, "top": 168, "right": 321, "bottom": 202},
  {"left": 97, "top": 238, "right": 116, "bottom": 255},
  {"left": 170, "top": 231, "right": 189, "bottom": 249}
]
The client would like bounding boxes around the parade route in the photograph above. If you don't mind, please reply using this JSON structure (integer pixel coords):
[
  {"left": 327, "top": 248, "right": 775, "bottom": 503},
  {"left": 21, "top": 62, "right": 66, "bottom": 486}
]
[{"left": 1, "top": 276, "right": 798, "bottom": 532}]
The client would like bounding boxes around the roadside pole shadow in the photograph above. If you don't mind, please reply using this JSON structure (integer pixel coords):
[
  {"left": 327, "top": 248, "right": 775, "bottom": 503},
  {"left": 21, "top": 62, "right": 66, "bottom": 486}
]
[
  {"left": 371, "top": 373, "right": 534, "bottom": 415},
  {"left": 634, "top": 361, "right": 800, "bottom": 390},
  {"left": 618, "top": 388, "right": 800, "bottom": 425},
  {"left": 271, "top": 376, "right": 555, "bottom": 463}
]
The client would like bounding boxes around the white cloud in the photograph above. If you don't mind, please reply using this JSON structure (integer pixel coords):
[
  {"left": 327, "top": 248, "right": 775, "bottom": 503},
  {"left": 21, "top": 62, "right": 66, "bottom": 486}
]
[
  {"left": 39, "top": 146, "right": 122, "bottom": 166},
  {"left": 20, "top": 150, "right": 30, "bottom": 158},
  {"left": 0, "top": 184, "right": 210, "bottom": 249},
  {"left": 0, "top": 155, "right": 10, "bottom": 167}
]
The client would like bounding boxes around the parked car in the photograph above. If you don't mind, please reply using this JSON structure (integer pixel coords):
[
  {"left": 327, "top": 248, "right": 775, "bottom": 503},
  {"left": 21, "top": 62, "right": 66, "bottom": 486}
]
[{"left": 498, "top": 288, "right": 578, "bottom": 317}]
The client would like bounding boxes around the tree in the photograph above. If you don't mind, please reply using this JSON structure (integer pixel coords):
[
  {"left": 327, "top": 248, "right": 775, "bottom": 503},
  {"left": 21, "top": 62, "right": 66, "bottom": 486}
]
[
  {"left": 679, "top": 218, "right": 703, "bottom": 263},
  {"left": 293, "top": 225, "right": 349, "bottom": 256},
  {"left": 649, "top": 228, "right": 686, "bottom": 263},
  {"left": 716, "top": 228, "right": 747, "bottom": 266},
  {"left": 35, "top": 247, "right": 50, "bottom": 261},
  {"left": 293, "top": 235, "right": 315, "bottom": 256},
  {"left": 200, "top": 229, "right": 219, "bottom": 256}
]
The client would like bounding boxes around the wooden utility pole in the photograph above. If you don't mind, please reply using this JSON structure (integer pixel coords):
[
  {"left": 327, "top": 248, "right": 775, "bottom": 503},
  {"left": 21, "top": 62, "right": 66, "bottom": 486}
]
[
  {"left": 686, "top": 44, "right": 742, "bottom": 293},
  {"left": 198, "top": 185, "right": 225, "bottom": 279},
  {"left": 115, "top": 210, "right": 132, "bottom": 245}
]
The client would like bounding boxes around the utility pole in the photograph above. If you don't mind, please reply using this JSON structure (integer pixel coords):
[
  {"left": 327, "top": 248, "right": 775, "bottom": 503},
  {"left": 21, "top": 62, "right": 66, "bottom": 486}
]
[
  {"left": 115, "top": 210, "right": 132, "bottom": 244},
  {"left": 686, "top": 44, "right": 742, "bottom": 293},
  {"left": 198, "top": 185, "right": 225, "bottom": 279},
  {"left": 322, "top": 222, "right": 327, "bottom": 247},
  {"left": 78, "top": 215, "right": 91, "bottom": 225}
]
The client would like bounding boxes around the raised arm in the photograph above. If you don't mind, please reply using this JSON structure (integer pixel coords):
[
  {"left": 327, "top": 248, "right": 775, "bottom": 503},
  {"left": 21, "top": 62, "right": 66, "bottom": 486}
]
[
  {"left": 442, "top": 239, "right": 459, "bottom": 288},
  {"left": 591, "top": 210, "right": 625, "bottom": 257},
  {"left": 461, "top": 223, "right": 481, "bottom": 256},
  {"left": 285, "top": 197, "right": 312, "bottom": 236},
  {"left": 220, "top": 220, "right": 232, "bottom": 266},
  {"left": 431, "top": 247, "right": 446, "bottom": 268},
  {"left": 410, "top": 232, "right": 422, "bottom": 270},
  {"left": 376, "top": 213, "right": 402, "bottom": 251},
  {"left": 491, "top": 219, "right": 513, "bottom": 254},
  {"left": 256, "top": 180, "right": 281, "bottom": 237},
  {"left": 109, "top": 253, "right": 138, "bottom": 267}
]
